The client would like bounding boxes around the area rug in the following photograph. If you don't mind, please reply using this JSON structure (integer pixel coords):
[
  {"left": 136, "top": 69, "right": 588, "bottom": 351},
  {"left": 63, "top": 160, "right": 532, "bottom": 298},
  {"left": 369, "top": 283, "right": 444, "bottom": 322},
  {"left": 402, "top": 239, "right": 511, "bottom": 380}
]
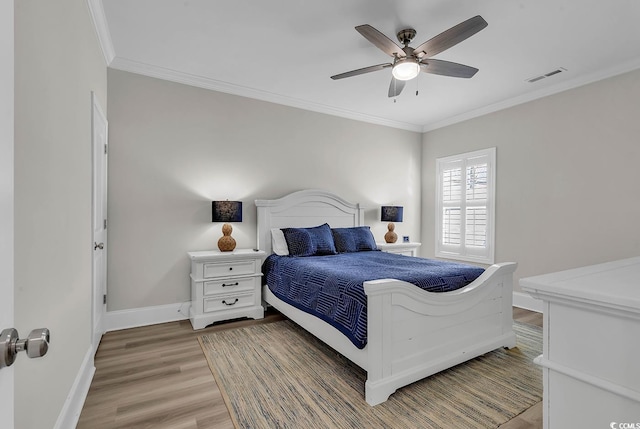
[{"left": 199, "top": 320, "right": 542, "bottom": 429}]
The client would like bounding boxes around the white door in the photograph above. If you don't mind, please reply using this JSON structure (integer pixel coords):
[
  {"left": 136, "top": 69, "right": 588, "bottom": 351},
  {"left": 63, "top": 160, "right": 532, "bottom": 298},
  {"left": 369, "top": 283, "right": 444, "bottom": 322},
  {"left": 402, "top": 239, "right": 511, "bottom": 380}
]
[
  {"left": 91, "top": 92, "right": 108, "bottom": 353},
  {"left": 0, "top": 1, "right": 14, "bottom": 425}
]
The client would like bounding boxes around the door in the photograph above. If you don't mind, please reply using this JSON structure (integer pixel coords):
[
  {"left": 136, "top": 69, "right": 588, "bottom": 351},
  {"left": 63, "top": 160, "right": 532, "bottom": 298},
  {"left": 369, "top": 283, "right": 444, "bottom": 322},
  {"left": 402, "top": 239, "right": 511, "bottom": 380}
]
[
  {"left": 0, "top": 0, "right": 14, "bottom": 425},
  {"left": 91, "top": 92, "right": 108, "bottom": 353}
]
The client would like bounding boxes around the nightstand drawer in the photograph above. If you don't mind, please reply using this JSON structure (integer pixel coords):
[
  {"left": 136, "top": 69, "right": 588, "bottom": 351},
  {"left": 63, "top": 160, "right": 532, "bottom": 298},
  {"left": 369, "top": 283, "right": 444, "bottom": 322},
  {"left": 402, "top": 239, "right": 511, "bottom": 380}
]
[
  {"left": 203, "top": 260, "right": 256, "bottom": 278},
  {"left": 385, "top": 249, "right": 413, "bottom": 256},
  {"left": 203, "top": 292, "right": 254, "bottom": 313},
  {"left": 203, "top": 277, "right": 255, "bottom": 295}
]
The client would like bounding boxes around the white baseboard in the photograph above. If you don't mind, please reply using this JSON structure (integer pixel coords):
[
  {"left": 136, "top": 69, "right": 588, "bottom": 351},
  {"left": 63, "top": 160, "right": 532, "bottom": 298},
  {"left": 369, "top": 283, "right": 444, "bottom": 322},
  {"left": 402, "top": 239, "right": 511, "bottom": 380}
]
[
  {"left": 104, "top": 301, "right": 190, "bottom": 332},
  {"left": 54, "top": 346, "right": 95, "bottom": 429},
  {"left": 53, "top": 304, "right": 190, "bottom": 428},
  {"left": 512, "top": 291, "right": 543, "bottom": 312},
  {"left": 104, "top": 294, "right": 536, "bottom": 334},
  {"left": 102, "top": 293, "right": 539, "bottom": 334}
]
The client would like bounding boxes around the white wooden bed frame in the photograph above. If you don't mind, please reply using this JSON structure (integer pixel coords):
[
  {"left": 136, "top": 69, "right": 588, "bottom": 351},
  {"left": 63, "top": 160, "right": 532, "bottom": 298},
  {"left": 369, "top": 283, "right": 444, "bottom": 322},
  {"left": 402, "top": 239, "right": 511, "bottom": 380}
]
[{"left": 255, "top": 189, "right": 517, "bottom": 406}]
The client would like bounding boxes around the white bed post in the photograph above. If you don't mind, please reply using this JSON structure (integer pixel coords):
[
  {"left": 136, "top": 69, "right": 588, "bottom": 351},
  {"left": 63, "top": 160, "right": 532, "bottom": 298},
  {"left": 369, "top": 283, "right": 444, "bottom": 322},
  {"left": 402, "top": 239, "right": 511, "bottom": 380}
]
[
  {"left": 364, "top": 286, "right": 394, "bottom": 405},
  {"left": 501, "top": 271, "right": 517, "bottom": 347},
  {"left": 255, "top": 203, "right": 272, "bottom": 255}
]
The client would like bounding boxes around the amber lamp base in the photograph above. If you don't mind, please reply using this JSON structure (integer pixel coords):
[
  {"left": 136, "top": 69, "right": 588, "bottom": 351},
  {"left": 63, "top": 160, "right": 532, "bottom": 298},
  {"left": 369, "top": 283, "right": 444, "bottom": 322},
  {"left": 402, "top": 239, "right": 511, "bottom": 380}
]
[
  {"left": 217, "top": 223, "right": 237, "bottom": 252},
  {"left": 384, "top": 222, "right": 398, "bottom": 243}
]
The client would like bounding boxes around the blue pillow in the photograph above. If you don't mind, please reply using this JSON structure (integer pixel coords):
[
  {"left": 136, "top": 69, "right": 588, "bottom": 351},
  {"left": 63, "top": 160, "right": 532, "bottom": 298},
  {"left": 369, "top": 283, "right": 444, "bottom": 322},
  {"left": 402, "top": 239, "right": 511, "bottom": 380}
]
[
  {"left": 331, "top": 227, "right": 377, "bottom": 253},
  {"left": 282, "top": 223, "right": 337, "bottom": 257}
]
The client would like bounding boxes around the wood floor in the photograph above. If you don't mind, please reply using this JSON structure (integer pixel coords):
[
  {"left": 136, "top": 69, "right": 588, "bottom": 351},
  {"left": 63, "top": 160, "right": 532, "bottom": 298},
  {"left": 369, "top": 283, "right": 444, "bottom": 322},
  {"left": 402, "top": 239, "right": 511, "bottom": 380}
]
[{"left": 77, "top": 308, "right": 543, "bottom": 429}]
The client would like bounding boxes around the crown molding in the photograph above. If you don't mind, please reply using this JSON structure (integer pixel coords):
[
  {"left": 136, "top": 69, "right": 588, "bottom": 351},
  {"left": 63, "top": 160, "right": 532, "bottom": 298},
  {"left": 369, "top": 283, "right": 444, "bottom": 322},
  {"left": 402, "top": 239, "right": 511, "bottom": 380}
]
[
  {"left": 90, "top": 0, "right": 640, "bottom": 136},
  {"left": 106, "top": 55, "right": 640, "bottom": 134},
  {"left": 86, "top": 0, "right": 115, "bottom": 65},
  {"left": 108, "top": 56, "right": 424, "bottom": 133},
  {"left": 422, "top": 57, "right": 640, "bottom": 132}
]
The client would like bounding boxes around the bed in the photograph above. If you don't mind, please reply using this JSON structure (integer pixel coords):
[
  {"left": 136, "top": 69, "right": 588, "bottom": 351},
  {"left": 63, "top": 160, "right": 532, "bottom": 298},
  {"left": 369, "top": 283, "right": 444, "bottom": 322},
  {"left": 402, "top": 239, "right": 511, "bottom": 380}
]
[{"left": 255, "top": 189, "right": 517, "bottom": 406}]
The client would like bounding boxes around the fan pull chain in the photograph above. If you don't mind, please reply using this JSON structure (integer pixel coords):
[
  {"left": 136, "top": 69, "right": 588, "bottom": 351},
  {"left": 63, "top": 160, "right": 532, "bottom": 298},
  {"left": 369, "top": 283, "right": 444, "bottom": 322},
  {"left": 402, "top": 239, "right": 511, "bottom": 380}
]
[{"left": 393, "top": 78, "right": 397, "bottom": 103}]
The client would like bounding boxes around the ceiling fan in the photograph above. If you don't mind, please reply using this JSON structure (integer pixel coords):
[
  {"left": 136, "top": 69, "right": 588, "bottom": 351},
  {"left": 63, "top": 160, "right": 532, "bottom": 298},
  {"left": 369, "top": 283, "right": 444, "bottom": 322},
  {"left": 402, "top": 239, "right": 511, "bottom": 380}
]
[{"left": 330, "top": 15, "right": 488, "bottom": 97}]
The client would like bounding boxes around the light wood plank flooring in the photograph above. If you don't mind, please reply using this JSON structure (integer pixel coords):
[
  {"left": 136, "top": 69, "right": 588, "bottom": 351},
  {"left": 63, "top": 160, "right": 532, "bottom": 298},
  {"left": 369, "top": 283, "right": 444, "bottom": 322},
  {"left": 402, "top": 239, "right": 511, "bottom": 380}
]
[
  {"left": 78, "top": 308, "right": 543, "bottom": 428},
  {"left": 497, "top": 307, "right": 544, "bottom": 429}
]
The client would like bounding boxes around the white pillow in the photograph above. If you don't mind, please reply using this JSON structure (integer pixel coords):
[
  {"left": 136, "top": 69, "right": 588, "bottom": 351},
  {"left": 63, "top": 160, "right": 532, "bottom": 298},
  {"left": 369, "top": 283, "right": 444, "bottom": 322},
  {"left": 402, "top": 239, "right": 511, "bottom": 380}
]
[{"left": 271, "top": 228, "right": 289, "bottom": 256}]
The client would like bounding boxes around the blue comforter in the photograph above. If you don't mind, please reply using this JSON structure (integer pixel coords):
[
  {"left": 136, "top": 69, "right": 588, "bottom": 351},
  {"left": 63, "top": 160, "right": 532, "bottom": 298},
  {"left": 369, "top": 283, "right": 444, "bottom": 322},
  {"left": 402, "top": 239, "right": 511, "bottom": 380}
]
[{"left": 262, "top": 251, "right": 485, "bottom": 349}]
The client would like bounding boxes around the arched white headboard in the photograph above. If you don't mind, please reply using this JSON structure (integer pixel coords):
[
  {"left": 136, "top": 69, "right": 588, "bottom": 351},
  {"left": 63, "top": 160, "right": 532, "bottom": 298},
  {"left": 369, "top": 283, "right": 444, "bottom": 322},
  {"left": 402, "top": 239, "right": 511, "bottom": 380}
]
[{"left": 255, "top": 189, "right": 365, "bottom": 255}]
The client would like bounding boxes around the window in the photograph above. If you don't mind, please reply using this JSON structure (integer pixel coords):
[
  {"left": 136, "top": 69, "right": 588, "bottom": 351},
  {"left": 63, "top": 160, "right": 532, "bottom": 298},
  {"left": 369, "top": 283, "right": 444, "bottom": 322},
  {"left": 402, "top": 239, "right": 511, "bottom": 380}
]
[{"left": 436, "top": 147, "right": 495, "bottom": 264}]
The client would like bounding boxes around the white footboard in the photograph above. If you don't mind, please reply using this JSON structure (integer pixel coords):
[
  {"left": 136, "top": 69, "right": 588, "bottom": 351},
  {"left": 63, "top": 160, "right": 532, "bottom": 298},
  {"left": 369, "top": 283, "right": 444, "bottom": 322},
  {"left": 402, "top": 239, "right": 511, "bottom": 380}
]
[{"left": 363, "top": 262, "right": 517, "bottom": 405}]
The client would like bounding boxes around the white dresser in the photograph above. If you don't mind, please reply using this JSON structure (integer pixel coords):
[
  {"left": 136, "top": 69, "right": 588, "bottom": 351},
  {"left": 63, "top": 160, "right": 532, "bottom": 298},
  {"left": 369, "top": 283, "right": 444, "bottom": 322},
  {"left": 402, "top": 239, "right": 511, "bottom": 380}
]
[
  {"left": 188, "top": 249, "right": 265, "bottom": 330},
  {"left": 376, "top": 242, "right": 421, "bottom": 257},
  {"left": 521, "top": 257, "right": 640, "bottom": 429}
]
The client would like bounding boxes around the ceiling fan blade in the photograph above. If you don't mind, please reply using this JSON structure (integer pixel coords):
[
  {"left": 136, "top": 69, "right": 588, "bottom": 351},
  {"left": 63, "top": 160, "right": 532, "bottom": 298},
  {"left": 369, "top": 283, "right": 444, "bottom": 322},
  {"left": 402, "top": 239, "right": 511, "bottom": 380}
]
[
  {"left": 355, "top": 24, "right": 405, "bottom": 58},
  {"left": 331, "top": 63, "right": 392, "bottom": 80},
  {"left": 421, "top": 59, "right": 479, "bottom": 78},
  {"left": 413, "top": 15, "right": 488, "bottom": 58},
  {"left": 388, "top": 77, "right": 406, "bottom": 97}
]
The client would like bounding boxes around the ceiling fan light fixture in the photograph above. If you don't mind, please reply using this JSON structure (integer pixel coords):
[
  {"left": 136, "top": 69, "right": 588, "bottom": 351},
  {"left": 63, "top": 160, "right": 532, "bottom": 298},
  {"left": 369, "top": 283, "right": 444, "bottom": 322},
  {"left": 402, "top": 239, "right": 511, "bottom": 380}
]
[{"left": 392, "top": 59, "right": 420, "bottom": 81}]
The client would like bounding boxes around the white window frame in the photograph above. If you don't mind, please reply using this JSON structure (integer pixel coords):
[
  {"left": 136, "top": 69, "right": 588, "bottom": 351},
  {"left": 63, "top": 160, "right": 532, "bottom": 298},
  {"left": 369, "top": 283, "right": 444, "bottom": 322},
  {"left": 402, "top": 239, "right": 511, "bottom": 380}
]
[{"left": 435, "top": 147, "right": 496, "bottom": 264}]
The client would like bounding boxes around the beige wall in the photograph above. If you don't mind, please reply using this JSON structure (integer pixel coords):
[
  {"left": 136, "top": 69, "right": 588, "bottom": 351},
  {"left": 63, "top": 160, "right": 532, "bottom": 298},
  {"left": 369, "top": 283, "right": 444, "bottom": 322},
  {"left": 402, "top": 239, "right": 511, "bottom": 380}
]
[
  {"left": 422, "top": 69, "right": 640, "bottom": 292},
  {"left": 1, "top": 0, "right": 14, "bottom": 421},
  {"left": 14, "top": 1, "right": 107, "bottom": 427},
  {"left": 107, "top": 67, "right": 640, "bottom": 309},
  {"left": 106, "top": 69, "right": 422, "bottom": 311}
]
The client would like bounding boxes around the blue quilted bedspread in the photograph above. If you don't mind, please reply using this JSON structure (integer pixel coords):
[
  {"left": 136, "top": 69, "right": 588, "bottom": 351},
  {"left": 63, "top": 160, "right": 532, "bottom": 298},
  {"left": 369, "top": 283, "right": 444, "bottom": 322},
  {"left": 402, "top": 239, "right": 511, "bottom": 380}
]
[{"left": 262, "top": 251, "right": 485, "bottom": 349}]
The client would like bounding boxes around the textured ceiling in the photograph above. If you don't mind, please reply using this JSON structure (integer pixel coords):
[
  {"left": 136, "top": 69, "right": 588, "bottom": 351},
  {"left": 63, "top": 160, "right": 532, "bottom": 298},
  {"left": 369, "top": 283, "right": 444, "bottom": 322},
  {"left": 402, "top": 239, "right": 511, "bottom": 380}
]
[{"left": 96, "top": 0, "right": 640, "bottom": 131}]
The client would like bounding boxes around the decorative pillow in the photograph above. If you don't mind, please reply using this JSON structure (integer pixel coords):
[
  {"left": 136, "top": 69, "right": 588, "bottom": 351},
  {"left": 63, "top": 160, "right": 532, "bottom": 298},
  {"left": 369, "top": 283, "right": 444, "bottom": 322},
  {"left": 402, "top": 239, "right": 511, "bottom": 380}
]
[
  {"left": 282, "top": 223, "right": 337, "bottom": 257},
  {"left": 332, "top": 226, "right": 378, "bottom": 253},
  {"left": 271, "top": 228, "right": 289, "bottom": 256}
]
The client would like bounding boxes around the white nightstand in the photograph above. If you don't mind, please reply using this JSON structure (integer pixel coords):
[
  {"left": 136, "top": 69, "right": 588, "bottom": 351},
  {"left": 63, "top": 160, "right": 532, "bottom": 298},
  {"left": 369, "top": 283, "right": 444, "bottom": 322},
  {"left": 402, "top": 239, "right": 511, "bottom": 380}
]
[
  {"left": 376, "top": 242, "right": 421, "bottom": 257},
  {"left": 187, "top": 249, "right": 265, "bottom": 330}
]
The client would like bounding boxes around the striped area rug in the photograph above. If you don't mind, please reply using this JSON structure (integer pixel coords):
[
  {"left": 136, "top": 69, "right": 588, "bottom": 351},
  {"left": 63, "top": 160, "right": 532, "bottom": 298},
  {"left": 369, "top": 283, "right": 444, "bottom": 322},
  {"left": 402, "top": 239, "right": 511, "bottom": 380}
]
[{"left": 199, "top": 320, "right": 542, "bottom": 429}]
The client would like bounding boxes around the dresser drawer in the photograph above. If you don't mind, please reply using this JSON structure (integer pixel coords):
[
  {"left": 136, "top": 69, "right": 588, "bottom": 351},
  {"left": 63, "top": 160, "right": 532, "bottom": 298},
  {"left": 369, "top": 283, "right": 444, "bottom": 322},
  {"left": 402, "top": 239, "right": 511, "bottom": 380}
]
[
  {"left": 203, "top": 292, "right": 254, "bottom": 313},
  {"left": 203, "top": 259, "right": 256, "bottom": 278},
  {"left": 203, "top": 277, "right": 255, "bottom": 295}
]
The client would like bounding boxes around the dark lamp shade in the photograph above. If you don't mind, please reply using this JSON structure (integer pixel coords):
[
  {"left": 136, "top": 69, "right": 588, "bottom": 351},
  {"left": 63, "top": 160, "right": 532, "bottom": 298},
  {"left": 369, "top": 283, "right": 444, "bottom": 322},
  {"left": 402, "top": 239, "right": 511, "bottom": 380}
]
[
  {"left": 381, "top": 206, "right": 403, "bottom": 223},
  {"left": 212, "top": 201, "right": 243, "bottom": 223}
]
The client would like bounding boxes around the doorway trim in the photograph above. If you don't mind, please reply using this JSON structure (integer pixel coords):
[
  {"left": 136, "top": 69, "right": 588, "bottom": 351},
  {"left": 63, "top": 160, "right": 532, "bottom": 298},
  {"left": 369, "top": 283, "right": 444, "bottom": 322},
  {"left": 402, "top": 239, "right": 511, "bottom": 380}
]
[{"left": 91, "top": 92, "right": 108, "bottom": 354}]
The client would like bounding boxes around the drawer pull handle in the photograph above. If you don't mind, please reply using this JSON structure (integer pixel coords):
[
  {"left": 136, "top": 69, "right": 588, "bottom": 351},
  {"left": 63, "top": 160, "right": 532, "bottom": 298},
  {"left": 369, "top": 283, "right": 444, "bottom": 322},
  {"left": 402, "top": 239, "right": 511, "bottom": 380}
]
[
  {"left": 229, "top": 267, "right": 233, "bottom": 271},
  {"left": 222, "top": 299, "right": 238, "bottom": 306},
  {"left": 222, "top": 282, "right": 239, "bottom": 287}
]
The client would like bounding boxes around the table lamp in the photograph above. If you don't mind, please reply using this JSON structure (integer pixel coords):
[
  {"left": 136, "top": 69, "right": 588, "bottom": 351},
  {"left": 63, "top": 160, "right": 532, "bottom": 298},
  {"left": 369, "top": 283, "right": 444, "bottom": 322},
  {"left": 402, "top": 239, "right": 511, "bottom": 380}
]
[
  {"left": 212, "top": 201, "right": 242, "bottom": 251},
  {"left": 381, "top": 206, "right": 403, "bottom": 243}
]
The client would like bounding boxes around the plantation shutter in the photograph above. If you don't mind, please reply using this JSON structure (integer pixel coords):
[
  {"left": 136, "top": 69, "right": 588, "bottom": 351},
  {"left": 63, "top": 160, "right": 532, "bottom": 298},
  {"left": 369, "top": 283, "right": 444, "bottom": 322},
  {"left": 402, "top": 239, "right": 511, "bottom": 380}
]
[
  {"left": 441, "top": 162, "right": 462, "bottom": 247},
  {"left": 436, "top": 148, "right": 495, "bottom": 264}
]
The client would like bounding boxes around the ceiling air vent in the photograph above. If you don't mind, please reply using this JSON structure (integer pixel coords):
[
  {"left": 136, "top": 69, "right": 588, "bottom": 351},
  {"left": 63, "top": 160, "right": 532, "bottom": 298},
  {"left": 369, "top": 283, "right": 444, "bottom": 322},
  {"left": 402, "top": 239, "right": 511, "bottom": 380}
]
[{"left": 526, "top": 67, "right": 567, "bottom": 83}]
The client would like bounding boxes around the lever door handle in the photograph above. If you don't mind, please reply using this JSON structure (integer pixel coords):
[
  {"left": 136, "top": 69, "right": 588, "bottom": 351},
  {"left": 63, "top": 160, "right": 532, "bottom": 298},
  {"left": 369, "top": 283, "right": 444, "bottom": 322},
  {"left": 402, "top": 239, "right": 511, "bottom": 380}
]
[{"left": 0, "top": 328, "right": 50, "bottom": 369}]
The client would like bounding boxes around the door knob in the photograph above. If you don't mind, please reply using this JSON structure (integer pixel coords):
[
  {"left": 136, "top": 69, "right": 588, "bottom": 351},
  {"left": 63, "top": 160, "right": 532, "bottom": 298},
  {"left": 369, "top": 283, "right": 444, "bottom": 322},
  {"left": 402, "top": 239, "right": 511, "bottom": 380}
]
[
  {"left": 94, "top": 242, "right": 104, "bottom": 250},
  {"left": 0, "top": 328, "right": 50, "bottom": 369}
]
